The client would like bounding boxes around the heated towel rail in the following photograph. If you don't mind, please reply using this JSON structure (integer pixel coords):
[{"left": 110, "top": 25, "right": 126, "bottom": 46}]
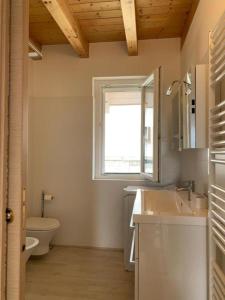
[{"left": 209, "top": 12, "right": 225, "bottom": 300}]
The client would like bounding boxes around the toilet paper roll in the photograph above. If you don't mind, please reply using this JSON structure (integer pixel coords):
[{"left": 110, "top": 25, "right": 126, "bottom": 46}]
[{"left": 44, "top": 194, "right": 54, "bottom": 201}]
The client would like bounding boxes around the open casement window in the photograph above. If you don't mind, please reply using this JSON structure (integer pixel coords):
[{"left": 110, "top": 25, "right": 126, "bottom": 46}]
[
  {"left": 141, "top": 68, "right": 160, "bottom": 181},
  {"left": 93, "top": 69, "right": 160, "bottom": 181}
]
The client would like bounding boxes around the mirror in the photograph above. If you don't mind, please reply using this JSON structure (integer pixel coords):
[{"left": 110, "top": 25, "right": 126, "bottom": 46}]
[
  {"left": 182, "top": 67, "right": 196, "bottom": 149},
  {"left": 172, "top": 85, "right": 182, "bottom": 151},
  {"left": 171, "top": 64, "right": 207, "bottom": 151}
]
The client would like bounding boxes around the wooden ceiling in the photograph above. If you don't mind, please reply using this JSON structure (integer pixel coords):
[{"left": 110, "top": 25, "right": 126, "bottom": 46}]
[{"left": 29, "top": 0, "right": 199, "bottom": 57}]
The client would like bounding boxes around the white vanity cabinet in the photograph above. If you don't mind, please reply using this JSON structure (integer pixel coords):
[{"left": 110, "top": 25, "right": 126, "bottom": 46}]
[
  {"left": 123, "top": 186, "right": 158, "bottom": 271},
  {"left": 132, "top": 189, "right": 208, "bottom": 300},
  {"left": 123, "top": 188, "right": 136, "bottom": 271},
  {"left": 134, "top": 223, "right": 207, "bottom": 300}
]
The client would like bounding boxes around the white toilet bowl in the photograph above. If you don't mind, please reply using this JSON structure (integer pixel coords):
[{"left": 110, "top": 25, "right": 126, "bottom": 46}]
[{"left": 26, "top": 217, "right": 60, "bottom": 255}]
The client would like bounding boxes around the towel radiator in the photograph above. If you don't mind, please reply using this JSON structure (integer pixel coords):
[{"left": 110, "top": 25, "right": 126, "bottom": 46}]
[{"left": 209, "top": 12, "right": 225, "bottom": 300}]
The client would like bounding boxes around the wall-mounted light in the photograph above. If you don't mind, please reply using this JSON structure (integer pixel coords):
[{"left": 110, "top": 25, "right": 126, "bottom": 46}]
[
  {"left": 183, "top": 81, "right": 192, "bottom": 95},
  {"left": 166, "top": 80, "right": 180, "bottom": 96},
  {"left": 166, "top": 80, "right": 192, "bottom": 96}
]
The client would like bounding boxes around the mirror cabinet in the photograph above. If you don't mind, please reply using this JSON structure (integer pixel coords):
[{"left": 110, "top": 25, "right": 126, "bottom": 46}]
[{"left": 172, "top": 64, "right": 208, "bottom": 151}]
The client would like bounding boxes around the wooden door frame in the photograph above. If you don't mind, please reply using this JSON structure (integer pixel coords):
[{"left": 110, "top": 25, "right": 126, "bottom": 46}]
[
  {"left": 0, "top": 0, "right": 10, "bottom": 298},
  {"left": 6, "top": 0, "right": 29, "bottom": 299}
]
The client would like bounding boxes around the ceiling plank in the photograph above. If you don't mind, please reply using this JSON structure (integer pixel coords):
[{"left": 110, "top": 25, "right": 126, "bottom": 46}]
[
  {"left": 137, "top": 4, "right": 191, "bottom": 16},
  {"left": 84, "top": 24, "right": 125, "bottom": 33},
  {"left": 181, "top": 0, "right": 200, "bottom": 47},
  {"left": 69, "top": 1, "right": 121, "bottom": 13},
  {"left": 85, "top": 31, "right": 125, "bottom": 43},
  {"left": 120, "top": 0, "right": 138, "bottom": 55},
  {"left": 41, "top": 0, "right": 89, "bottom": 57},
  {"left": 73, "top": 9, "right": 122, "bottom": 20},
  {"left": 30, "top": 22, "right": 68, "bottom": 44},
  {"left": 79, "top": 17, "right": 123, "bottom": 27},
  {"left": 137, "top": 0, "right": 192, "bottom": 8},
  {"left": 68, "top": 0, "right": 115, "bottom": 4}
]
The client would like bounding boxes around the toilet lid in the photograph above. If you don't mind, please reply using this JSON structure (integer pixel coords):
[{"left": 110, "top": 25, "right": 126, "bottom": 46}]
[{"left": 26, "top": 217, "right": 60, "bottom": 231}]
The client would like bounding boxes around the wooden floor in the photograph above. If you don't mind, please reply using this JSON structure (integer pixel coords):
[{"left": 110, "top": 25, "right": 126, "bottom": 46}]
[{"left": 25, "top": 246, "right": 134, "bottom": 300}]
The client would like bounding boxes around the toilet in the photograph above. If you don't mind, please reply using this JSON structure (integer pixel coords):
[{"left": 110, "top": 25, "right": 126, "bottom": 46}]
[
  {"left": 25, "top": 237, "right": 39, "bottom": 263},
  {"left": 26, "top": 217, "right": 60, "bottom": 255}
]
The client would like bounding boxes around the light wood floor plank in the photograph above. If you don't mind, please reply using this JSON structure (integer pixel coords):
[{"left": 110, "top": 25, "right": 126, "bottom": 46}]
[{"left": 26, "top": 246, "right": 134, "bottom": 300}]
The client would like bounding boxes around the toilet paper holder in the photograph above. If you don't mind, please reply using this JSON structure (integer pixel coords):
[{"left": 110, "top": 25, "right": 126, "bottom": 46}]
[{"left": 41, "top": 191, "right": 54, "bottom": 217}]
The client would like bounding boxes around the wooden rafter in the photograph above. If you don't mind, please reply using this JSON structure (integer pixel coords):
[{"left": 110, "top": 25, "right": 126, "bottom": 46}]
[
  {"left": 30, "top": 0, "right": 197, "bottom": 46},
  {"left": 120, "top": 0, "right": 138, "bottom": 56},
  {"left": 41, "top": 0, "right": 89, "bottom": 58}
]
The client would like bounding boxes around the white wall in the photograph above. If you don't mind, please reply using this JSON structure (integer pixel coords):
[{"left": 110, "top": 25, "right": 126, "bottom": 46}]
[
  {"left": 180, "top": 0, "right": 225, "bottom": 194},
  {"left": 28, "top": 39, "right": 181, "bottom": 248}
]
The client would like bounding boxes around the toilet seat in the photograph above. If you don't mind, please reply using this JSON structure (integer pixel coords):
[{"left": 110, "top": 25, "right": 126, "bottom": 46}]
[{"left": 26, "top": 217, "right": 60, "bottom": 231}]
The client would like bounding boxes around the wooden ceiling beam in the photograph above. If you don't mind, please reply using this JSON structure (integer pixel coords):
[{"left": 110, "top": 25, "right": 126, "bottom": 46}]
[
  {"left": 120, "top": 0, "right": 138, "bottom": 56},
  {"left": 41, "top": 0, "right": 89, "bottom": 58}
]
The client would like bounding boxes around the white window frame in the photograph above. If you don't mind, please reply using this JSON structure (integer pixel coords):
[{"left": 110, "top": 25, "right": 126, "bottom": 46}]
[
  {"left": 141, "top": 68, "right": 160, "bottom": 182},
  {"left": 92, "top": 74, "right": 160, "bottom": 181}
]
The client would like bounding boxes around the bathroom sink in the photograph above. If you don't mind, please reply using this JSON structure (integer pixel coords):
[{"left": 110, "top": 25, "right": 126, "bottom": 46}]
[
  {"left": 132, "top": 189, "right": 208, "bottom": 225},
  {"left": 141, "top": 190, "right": 192, "bottom": 215}
]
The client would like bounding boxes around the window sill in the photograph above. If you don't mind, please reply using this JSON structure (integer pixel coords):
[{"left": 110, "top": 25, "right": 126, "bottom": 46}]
[{"left": 92, "top": 173, "right": 152, "bottom": 182}]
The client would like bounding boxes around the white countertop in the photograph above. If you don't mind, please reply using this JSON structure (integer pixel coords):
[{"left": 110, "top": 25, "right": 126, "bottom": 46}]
[
  {"left": 132, "top": 189, "right": 208, "bottom": 226},
  {"left": 123, "top": 184, "right": 175, "bottom": 193}
]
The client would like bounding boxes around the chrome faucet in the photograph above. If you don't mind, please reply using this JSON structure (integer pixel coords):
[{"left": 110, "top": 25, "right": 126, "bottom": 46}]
[{"left": 176, "top": 180, "right": 195, "bottom": 201}]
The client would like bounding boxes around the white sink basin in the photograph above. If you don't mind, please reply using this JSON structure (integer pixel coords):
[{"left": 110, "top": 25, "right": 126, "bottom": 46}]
[
  {"left": 132, "top": 189, "right": 208, "bottom": 226},
  {"left": 141, "top": 190, "right": 192, "bottom": 215}
]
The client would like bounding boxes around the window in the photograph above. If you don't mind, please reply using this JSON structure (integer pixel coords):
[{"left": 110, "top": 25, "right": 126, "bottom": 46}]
[
  {"left": 93, "top": 70, "right": 160, "bottom": 181},
  {"left": 104, "top": 89, "right": 141, "bottom": 174}
]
